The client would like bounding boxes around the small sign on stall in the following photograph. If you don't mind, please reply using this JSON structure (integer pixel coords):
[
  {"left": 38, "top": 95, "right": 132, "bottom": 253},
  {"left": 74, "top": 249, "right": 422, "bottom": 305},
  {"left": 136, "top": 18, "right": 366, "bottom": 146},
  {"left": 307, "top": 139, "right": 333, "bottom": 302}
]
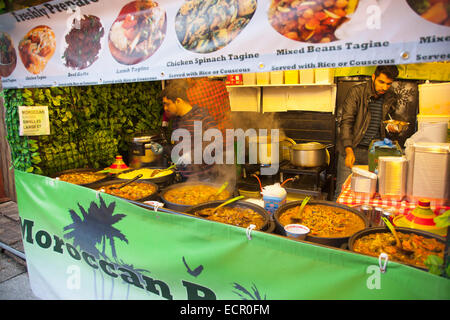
[{"left": 18, "top": 106, "right": 50, "bottom": 136}]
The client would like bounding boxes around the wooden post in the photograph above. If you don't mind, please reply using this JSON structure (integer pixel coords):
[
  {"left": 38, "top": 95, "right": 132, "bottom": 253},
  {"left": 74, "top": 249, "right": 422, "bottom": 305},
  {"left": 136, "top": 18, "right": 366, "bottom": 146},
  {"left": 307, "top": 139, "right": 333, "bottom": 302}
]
[{"left": 0, "top": 82, "right": 16, "bottom": 202}]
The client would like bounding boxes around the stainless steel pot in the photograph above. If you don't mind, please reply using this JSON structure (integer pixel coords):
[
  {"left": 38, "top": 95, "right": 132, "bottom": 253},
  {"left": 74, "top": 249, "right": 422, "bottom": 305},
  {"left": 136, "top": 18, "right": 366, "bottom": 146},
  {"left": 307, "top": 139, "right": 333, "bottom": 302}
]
[
  {"left": 289, "top": 142, "right": 332, "bottom": 167},
  {"left": 246, "top": 135, "right": 296, "bottom": 165},
  {"left": 129, "top": 133, "right": 164, "bottom": 169}
]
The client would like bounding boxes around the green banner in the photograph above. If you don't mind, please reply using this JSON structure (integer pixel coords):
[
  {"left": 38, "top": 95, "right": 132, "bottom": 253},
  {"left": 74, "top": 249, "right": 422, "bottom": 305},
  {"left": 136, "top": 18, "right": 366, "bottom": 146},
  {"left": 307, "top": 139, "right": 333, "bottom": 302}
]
[{"left": 15, "top": 171, "right": 450, "bottom": 300}]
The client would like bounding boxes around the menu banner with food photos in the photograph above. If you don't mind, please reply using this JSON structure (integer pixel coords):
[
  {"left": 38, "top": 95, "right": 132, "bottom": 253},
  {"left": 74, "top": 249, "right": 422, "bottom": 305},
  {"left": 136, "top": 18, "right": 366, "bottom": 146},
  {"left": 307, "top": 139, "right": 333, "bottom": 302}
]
[
  {"left": 0, "top": 0, "right": 449, "bottom": 89},
  {"left": 14, "top": 170, "right": 450, "bottom": 300}
]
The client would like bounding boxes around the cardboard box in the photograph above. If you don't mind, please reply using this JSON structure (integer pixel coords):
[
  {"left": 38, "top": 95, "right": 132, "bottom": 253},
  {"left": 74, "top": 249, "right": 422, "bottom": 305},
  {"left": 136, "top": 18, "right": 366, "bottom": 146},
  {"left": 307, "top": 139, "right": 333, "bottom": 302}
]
[
  {"left": 243, "top": 72, "right": 256, "bottom": 85},
  {"left": 256, "top": 72, "right": 270, "bottom": 85},
  {"left": 284, "top": 70, "right": 299, "bottom": 84},
  {"left": 299, "top": 69, "right": 314, "bottom": 84},
  {"left": 314, "top": 68, "right": 334, "bottom": 84},
  {"left": 270, "top": 71, "right": 284, "bottom": 85}
]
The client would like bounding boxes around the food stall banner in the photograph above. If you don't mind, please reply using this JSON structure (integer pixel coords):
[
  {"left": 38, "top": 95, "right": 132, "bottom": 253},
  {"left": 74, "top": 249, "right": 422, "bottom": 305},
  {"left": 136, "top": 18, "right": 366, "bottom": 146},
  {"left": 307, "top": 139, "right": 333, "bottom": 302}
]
[
  {"left": 1, "top": 0, "right": 450, "bottom": 89},
  {"left": 15, "top": 170, "right": 450, "bottom": 300}
]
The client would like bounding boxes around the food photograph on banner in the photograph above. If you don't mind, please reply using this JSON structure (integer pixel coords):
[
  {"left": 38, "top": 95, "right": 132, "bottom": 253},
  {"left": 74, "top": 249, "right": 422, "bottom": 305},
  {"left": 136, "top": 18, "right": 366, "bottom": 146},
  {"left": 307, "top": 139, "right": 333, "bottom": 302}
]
[{"left": 0, "top": 0, "right": 449, "bottom": 302}]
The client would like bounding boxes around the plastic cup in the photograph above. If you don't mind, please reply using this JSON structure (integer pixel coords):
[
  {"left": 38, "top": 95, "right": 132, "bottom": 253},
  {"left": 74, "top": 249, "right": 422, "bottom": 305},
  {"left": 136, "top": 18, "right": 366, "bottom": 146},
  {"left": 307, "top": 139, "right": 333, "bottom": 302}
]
[{"left": 284, "top": 224, "right": 310, "bottom": 240}]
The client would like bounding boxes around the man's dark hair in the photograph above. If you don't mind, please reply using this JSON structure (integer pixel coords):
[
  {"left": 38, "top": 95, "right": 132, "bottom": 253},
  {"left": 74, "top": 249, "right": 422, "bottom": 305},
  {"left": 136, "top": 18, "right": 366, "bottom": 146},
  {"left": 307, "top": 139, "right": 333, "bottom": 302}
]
[
  {"left": 160, "top": 79, "right": 190, "bottom": 102},
  {"left": 374, "top": 65, "right": 399, "bottom": 80}
]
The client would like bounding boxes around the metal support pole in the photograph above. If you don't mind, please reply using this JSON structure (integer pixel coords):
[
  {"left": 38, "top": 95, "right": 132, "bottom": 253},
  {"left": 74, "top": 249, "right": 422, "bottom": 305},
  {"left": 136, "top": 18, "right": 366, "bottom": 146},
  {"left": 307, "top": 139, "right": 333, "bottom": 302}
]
[{"left": 0, "top": 240, "right": 26, "bottom": 260}]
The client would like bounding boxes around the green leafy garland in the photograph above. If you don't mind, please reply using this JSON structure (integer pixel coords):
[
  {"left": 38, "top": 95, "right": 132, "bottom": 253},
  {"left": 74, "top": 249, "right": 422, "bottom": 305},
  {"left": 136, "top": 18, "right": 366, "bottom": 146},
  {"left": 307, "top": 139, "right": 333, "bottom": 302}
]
[
  {"left": 3, "top": 89, "right": 40, "bottom": 173},
  {"left": 3, "top": 81, "right": 163, "bottom": 176}
]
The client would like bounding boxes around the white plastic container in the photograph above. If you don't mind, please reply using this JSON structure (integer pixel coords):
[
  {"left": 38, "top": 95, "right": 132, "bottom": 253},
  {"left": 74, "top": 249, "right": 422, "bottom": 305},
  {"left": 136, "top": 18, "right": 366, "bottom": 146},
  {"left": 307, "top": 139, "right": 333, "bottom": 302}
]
[
  {"left": 256, "top": 72, "right": 270, "bottom": 85},
  {"left": 417, "top": 114, "right": 450, "bottom": 129},
  {"left": 418, "top": 82, "right": 450, "bottom": 115},
  {"left": 243, "top": 72, "right": 256, "bottom": 85},
  {"left": 299, "top": 69, "right": 315, "bottom": 84},
  {"left": 270, "top": 71, "right": 284, "bottom": 85},
  {"left": 350, "top": 167, "right": 377, "bottom": 198},
  {"left": 284, "top": 224, "right": 310, "bottom": 240},
  {"left": 314, "top": 68, "right": 334, "bottom": 84},
  {"left": 378, "top": 156, "right": 408, "bottom": 201},
  {"left": 406, "top": 142, "right": 450, "bottom": 206},
  {"left": 261, "top": 183, "right": 287, "bottom": 214}
]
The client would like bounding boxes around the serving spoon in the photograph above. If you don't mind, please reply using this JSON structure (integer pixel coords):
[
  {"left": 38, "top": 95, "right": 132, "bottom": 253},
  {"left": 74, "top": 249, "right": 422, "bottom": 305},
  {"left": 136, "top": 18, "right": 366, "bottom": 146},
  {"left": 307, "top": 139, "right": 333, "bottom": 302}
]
[
  {"left": 291, "top": 196, "right": 311, "bottom": 223},
  {"left": 150, "top": 164, "right": 177, "bottom": 177},
  {"left": 381, "top": 217, "right": 414, "bottom": 256},
  {"left": 208, "top": 181, "right": 229, "bottom": 201},
  {"left": 110, "top": 174, "right": 143, "bottom": 190},
  {"left": 212, "top": 195, "right": 245, "bottom": 214},
  {"left": 197, "top": 195, "right": 245, "bottom": 217}
]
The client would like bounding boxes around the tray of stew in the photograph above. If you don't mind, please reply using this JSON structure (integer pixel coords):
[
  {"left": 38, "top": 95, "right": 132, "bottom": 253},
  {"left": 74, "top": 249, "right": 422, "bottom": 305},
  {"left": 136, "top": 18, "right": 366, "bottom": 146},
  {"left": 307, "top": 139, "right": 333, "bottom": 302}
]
[
  {"left": 274, "top": 200, "right": 369, "bottom": 247},
  {"left": 186, "top": 200, "right": 271, "bottom": 231},
  {"left": 349, "top": 227, "right": 446, "bottom": 271},
  {"left": 53, "top": 168, "right": 111, "bottom": 187},
  {"left": 91, "top": 179, "right": 158, "bottom": 202},
  {"left": 160, "top": 182, "right": 233, "bottom": 212}
]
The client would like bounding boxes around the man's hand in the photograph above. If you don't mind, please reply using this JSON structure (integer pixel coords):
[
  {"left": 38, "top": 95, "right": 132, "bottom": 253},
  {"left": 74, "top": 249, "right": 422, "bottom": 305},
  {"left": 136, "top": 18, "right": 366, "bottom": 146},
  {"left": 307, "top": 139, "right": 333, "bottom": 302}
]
[{"left": 345, "top": 147, "right": 355, "bottom": 168}]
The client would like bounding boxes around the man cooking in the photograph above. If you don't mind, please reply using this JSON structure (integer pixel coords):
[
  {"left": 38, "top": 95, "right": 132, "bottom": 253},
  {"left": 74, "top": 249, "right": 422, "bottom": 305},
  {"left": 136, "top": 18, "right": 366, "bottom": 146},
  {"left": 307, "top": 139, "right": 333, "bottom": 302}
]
[
  {"left": 161, "top": 80, "right": 220, "bottom": 181},
  {"left": 163, "top": 77, "right": 236, "bottom": 185},
  {"left": 334, "top": 65, "right": 407, "bottom": 200}
]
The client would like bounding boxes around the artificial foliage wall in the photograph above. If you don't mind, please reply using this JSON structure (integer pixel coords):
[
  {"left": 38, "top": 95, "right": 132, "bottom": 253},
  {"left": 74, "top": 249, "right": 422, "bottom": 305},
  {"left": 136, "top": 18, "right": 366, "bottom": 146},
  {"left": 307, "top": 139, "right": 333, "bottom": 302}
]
[{"left": 3, "top": 81, "right": 163, "bottom": 176}]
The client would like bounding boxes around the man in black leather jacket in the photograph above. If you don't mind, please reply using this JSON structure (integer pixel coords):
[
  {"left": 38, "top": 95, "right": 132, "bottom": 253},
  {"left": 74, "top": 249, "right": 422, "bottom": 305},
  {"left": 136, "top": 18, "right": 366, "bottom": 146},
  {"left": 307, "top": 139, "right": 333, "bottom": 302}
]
[{"left": 334, "top": 65, "right": 403, "bottom": 200}]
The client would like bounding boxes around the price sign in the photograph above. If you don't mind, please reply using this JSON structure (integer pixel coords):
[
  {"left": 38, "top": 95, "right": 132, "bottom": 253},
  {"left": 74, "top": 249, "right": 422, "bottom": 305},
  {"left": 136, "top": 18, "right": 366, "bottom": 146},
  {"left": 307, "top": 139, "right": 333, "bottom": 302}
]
[{"left": 18, "top": 106, "right": 50, "bottom": 136}]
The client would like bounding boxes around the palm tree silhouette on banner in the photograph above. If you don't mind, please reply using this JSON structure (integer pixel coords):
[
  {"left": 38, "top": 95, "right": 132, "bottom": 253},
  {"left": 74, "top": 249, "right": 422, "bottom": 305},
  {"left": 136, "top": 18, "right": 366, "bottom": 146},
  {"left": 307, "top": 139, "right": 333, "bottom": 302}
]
[
  {"left": 63, "top": 194, "right": 128, "bottom": 299},
  {"left": 115, "top": 259, "right": 151, "bottom": 300},
  {"left": 232, "top": 282, "right": 266, "bottom": 300}
]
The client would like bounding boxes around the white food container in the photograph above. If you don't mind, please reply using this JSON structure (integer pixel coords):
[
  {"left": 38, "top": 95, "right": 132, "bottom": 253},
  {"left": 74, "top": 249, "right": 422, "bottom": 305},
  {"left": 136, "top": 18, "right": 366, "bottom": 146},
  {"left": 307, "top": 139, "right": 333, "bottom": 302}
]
[
  {"left": 378, "top": 156, "right": 408, "bottom": 201},
  {"left": 350, "top": 167, "right": 377, "bottom": 198},
  {"left": 406, "top": 142, "right": 450, "bottom": 206},
  {"left": 314, "top": 68, "right": 334, "bottom": 84},
  {"left": 418, "top": 82, "right": 450, "bottom": 115}
]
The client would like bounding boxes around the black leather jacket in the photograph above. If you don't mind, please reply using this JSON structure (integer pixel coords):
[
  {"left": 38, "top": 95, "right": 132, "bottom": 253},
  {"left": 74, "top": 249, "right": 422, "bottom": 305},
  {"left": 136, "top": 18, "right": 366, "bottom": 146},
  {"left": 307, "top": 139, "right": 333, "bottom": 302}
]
[{"left": 336, "top": 80, "right": 399, "bottom": 154}]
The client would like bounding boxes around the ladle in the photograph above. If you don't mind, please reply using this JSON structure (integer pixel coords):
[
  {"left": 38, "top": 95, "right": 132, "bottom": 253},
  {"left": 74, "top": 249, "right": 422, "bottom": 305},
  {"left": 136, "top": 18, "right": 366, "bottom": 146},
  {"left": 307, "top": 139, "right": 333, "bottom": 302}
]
[
  {"left": 298, "top": 196, "right": 311, "bottom": 215},
  {"left": 381, "top": 217, "right": 414, "bottom": 255},
  {"left": 150, "top": 164, "right": 176, "bottom": 177},
  {"left": 110, "top": 174, "right": 143, "bottom": 189},
  {"left": 291, "top": 196, "right": 311, "bottom": 223},
  {"left": 211, "top": 195, "right": 245, "bottom": 214},
  {"left": 208, "top": 181, "right": 229, "bottom": 200}
]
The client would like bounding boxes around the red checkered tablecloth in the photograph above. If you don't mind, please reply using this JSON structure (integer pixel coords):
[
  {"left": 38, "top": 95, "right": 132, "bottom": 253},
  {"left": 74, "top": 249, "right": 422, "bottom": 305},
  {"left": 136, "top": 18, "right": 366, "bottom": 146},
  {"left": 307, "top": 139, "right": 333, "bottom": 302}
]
[{"left": 336, "top": 175, "right": 450, "bottom": 217}]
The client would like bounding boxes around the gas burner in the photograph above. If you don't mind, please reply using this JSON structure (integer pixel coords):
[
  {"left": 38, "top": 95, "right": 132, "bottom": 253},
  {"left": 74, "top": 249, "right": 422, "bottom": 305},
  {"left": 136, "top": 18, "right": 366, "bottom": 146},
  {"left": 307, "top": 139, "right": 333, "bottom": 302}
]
[
  {"left": 279, "top": 163, "right": 327, "bottom": 175},
  {"left": 279, "top": 163, "right": 328, "bottom": 193}
]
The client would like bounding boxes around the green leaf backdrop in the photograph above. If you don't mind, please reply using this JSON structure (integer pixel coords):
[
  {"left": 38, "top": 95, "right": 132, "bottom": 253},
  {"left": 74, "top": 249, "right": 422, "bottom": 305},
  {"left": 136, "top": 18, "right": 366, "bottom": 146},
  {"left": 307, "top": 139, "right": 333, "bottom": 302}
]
[{"left": 3, "top": 81, "right": 163, "bottom": 176}]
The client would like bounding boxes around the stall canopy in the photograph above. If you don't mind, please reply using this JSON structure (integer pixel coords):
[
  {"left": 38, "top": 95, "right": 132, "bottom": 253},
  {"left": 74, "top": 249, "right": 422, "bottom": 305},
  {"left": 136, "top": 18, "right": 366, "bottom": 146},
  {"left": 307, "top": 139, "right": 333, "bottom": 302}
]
[{"left": 0, "top": 0, "right": 449, "bottom": 88}]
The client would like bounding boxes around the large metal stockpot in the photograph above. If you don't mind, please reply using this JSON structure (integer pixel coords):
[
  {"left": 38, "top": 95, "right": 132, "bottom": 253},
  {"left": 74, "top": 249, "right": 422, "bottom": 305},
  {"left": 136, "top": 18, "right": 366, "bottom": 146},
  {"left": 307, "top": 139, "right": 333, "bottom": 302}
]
[
  {"left": 129, "top": 132, "right": 168, "bottom": 169},
  {"left": 289, "top": 142, "right": 332, "bottom": 167},
  {"left": 246, "top": 135, "right": 296, "bottom": 165}
]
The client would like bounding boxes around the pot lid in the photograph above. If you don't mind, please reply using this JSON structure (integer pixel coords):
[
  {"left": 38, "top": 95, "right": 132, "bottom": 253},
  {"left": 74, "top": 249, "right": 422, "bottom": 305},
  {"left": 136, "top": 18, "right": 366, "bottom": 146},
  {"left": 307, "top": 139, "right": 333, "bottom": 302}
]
[
  {"left": 132, "top": 134, "right": 161, "bottom": 143},
  {"left": 393, "top": 214, "right": 447, "bottom": 237}
]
